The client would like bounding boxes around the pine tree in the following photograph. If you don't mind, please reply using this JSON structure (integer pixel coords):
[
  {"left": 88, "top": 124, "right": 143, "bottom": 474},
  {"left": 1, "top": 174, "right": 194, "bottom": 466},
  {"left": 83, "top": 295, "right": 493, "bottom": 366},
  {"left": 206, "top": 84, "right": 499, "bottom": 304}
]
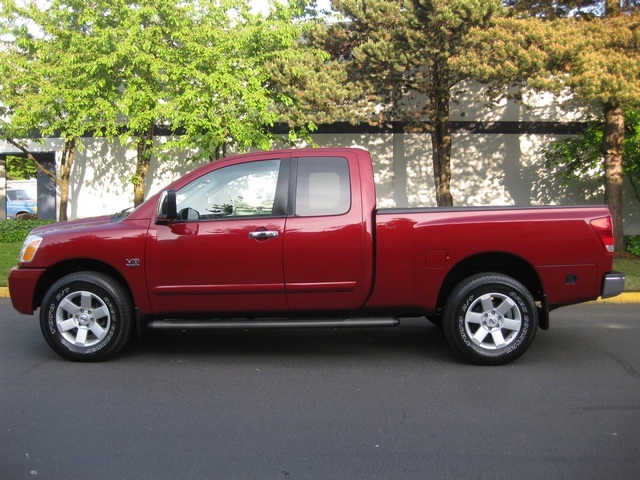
[
  {"left": 325, "top": 0, "right": 502, "bottom": 206},
  {"left": 455, "top": 1, "right": 640, "bottom": 251}
]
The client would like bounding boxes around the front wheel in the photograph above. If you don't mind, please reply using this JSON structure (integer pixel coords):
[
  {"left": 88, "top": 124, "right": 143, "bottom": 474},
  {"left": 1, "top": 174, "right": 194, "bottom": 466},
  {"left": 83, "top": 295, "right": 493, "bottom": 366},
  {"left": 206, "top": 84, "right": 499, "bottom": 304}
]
[
  {"left": 40, "top": 272, "right": 133, "bottom": 361},
  {"left": 443, "top": 273, "right": 538, "bottom": 365}
]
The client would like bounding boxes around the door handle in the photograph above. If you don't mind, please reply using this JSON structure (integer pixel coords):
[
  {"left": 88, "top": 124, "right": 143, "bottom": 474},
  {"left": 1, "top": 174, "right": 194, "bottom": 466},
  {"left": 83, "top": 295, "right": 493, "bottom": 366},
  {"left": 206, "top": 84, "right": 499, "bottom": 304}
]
[{"left": 249, "top": 230, "right": 279, "bottom": 239}]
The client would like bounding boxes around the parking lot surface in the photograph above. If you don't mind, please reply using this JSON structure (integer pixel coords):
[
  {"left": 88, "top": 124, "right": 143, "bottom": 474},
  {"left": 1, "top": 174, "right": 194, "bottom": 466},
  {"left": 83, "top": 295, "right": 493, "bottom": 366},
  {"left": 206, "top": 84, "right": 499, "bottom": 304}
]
[{"left": 1, "top": 299, "right": 639, "bottom": 479}]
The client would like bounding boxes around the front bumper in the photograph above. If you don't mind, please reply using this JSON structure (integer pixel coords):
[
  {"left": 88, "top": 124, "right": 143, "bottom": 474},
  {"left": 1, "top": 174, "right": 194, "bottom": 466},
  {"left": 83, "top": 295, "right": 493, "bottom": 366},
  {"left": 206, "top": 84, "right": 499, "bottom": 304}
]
[
  {"left": 8, "top": 267, "right": 46, "bottom": 314},
  {"left": 601, "top": 271, "right": 626, "bottom": 299}
]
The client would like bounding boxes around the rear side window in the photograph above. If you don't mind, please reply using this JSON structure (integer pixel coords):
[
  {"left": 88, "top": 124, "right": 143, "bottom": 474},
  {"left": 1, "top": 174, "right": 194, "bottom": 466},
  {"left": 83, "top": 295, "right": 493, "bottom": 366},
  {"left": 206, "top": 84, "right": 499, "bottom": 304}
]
[{"left": 295, "top": 157, "right": 351, "bottom": 217}]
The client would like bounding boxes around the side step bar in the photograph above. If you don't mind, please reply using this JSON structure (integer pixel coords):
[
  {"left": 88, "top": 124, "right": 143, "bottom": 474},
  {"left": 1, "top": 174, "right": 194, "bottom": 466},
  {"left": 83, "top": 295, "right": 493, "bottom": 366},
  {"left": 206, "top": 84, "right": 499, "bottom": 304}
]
[{"left": 148, "top": 317, "right": 400, "bottom": 330}]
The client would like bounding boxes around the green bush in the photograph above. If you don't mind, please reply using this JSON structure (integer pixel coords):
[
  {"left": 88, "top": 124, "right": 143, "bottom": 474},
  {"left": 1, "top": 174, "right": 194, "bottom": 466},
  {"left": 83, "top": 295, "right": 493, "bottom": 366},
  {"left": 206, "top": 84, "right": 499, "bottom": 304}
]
[
  {"left": 625, "top": 235, "right": 640, "bottom": 257},
  {"left": 0, "top": 219, "right": 55, "bottom": 243}
]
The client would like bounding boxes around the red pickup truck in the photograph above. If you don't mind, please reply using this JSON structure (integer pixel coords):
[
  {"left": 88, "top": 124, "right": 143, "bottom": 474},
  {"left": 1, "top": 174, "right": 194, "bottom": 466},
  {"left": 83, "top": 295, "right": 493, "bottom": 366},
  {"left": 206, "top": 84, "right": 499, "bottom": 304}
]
[{"left": 9, "top": 148, "right": 625, "bottom": 364}]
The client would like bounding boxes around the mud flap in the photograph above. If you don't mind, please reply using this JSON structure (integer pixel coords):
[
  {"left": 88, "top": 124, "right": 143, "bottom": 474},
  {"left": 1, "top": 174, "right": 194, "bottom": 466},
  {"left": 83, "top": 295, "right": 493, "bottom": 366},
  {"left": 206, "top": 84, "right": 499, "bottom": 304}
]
[{"left": 538, "top": 294, "right": 550, "bottom": 331}]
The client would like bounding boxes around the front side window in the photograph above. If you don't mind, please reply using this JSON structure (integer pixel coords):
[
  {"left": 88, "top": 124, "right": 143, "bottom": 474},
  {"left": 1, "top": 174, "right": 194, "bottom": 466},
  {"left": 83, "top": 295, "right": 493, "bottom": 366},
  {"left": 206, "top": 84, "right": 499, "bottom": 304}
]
[{"left": 174, "top": 160, "right": 281, "bottom": 220}]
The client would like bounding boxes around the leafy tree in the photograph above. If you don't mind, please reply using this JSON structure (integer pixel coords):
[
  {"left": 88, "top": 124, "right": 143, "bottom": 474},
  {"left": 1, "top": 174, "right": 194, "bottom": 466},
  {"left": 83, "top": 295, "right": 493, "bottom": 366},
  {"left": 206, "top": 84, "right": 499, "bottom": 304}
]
[
  {"left": 322, "top": 0, "right": 502, "bottom": 206},
  {"left": 543, "top": 109, "right": 640, "bottom": 204},
  {"left": 266, "top": 16, "right": 361, "bottom": 133},
  {"left": 0, "top": 0, "right": 120, "bottom": 220},
  {"left": 504, "top": 0, "right": 640, "bottom": 16},
  {"left": 453, "top": 1, "right": 640, "bottom": 252},
  {"left": 5, "top": 156, "right": 38, "bottom": 180},
  {"left": 100, "top": 0, "right": 199, "bottom": 206},
  {"left": 166, "top": 0, "right": 319, "bottom": 158},
  {"left": 109, "top": 0, "right": 321, "bottom": 206},
  {"left": 1, "top": 0, "right": 319, "bottom": 211}
]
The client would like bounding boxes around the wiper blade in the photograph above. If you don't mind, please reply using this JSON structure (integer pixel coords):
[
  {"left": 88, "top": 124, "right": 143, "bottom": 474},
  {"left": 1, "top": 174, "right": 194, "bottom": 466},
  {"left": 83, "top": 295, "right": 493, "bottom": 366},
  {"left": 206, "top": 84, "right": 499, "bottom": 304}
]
[{"left": 111, "top": 207, "right": 133, "bottom": 221}]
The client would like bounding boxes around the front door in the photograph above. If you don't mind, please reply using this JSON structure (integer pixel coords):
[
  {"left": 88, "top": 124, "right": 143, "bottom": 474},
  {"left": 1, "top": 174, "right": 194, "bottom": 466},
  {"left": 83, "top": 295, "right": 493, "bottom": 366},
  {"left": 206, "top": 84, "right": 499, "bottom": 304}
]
[{"left": 146, "top": 158, "right": 288, "bottom": 315}]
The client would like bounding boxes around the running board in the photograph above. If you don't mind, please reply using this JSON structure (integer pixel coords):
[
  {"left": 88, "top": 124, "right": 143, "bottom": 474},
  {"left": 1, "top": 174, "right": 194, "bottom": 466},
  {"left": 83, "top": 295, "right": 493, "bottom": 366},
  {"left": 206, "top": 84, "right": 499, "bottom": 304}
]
[{"left": 147, "top": 317, "right": 400, "bottom": 330}]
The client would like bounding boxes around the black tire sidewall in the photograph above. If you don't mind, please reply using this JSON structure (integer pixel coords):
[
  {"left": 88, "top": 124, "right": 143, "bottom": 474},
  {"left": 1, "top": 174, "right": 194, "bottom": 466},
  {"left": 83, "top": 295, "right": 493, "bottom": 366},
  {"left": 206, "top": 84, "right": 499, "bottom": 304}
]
[
  {"left": 40, "top": 272, "right": 132, "bottom": 361},
  {"left": 444, "top": 274, "right": 538, "bottom": 365}
]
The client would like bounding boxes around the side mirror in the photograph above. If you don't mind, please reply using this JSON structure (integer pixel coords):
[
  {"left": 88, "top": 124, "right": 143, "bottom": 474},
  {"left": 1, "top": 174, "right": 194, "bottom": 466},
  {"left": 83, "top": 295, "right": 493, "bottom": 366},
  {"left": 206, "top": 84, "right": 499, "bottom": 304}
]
[{"left": 157, "top": 190, "right": 177, "bottom": 222}]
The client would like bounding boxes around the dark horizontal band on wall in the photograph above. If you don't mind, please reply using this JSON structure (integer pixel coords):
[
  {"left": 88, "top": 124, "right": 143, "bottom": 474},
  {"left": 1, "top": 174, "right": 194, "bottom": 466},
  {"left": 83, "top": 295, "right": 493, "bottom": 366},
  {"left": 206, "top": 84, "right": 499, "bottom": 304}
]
[
  {"left": 451, "top": 121, "right": 590, "bottom": 135},
  {"left": 267, "top": 121, "right": 590, "bottom": 135},
  {"left": 17, "top": 120, "right": 590, "bottom": 140}
]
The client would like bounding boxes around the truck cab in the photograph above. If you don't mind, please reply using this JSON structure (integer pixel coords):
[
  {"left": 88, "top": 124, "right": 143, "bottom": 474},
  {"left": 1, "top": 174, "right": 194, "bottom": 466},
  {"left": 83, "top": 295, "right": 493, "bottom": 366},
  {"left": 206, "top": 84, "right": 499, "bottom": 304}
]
[{"left": 145, "top": 149, "right": 375, "bottom": 315}]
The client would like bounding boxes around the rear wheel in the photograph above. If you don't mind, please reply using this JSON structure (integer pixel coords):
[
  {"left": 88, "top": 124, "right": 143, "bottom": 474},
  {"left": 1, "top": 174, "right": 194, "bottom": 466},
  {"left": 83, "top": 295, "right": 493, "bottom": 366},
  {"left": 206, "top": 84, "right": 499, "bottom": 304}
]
[
  {"left": 443, "top": 273, "right": 538, "bottom": 365},
  {"left": 40, "top": 272, "right": 133, "bottom": 361}
]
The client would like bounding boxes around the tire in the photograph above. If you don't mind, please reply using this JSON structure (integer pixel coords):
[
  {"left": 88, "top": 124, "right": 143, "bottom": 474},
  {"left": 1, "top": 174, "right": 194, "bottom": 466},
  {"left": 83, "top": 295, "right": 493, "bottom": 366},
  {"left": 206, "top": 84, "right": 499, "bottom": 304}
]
[
  {"left": 39, "top": 272, "right": 133, "bottom": 362},
  {"left": 443, "top": 273, "right": 538, "bottom": 365}
]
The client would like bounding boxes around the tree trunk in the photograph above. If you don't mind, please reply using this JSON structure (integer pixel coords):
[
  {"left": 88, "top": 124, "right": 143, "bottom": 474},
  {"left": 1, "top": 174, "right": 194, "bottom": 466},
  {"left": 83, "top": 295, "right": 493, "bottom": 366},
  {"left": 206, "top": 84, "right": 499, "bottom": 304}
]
[
  {"left": 133, "top": 125, "right": 155, "bottom": 207},
  {"left": 602, "top": 101, "right": 625, "bottom": 253},
  {"left": 5, "top": 136, "right": 75, "bottom": 221},
  {"left": 58, "top": 139, "right": 76, "bottom": 222},
  {"left": 430, "top": 60, "right": 454, "bottom": 207}
]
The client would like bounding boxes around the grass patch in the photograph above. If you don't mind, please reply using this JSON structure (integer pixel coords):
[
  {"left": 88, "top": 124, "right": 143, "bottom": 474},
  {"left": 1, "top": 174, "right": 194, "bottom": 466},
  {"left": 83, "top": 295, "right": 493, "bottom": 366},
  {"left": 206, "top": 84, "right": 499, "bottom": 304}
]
[
  {"left": 0, "top": 243, "right": 22, "bottom": 287},
  {"left": 1, "top": 241, "right": 639, "bottom": 291},
  {"left": 614, "top": 257, "right": 640, "bottom": 292}
]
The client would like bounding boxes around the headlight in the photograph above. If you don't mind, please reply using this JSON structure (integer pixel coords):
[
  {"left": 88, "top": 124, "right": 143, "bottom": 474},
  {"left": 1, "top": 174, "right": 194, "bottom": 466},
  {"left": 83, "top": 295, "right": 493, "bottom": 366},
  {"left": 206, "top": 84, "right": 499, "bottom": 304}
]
[{"left": 19, "top": 235, "right": 43, "bottom": 263}]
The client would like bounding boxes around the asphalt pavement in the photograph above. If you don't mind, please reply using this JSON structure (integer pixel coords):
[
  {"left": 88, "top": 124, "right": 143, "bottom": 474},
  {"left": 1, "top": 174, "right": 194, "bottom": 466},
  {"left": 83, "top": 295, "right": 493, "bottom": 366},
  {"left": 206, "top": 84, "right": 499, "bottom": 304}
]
[{"left": 1, "top": 299, "right": 639, "bottom": 479}]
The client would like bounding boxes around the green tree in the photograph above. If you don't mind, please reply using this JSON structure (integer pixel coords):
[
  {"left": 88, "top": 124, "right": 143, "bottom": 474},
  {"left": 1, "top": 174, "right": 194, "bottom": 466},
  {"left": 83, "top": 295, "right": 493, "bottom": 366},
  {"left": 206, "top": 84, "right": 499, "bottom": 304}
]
[
  {"left": 543, "top": 109, "right": 640, "bottom": 204},
  {"left": 102, "top": 0, "right": 199, "bottom": 206},
  {"left": 110, "top": 0, "right": 322, "bottom": 206},
  {"left": 266, "top": 13, "right": 362, "bottom": 133},
  {"left": 504, "top": 0, "right": 640, "bottom": 17},
  {"left": 0, "top": 0, "right": 120, "bottom": 221},
  {"left": 1, "top": 0, "right": 318, "bottom": 210},
  {"left": 166, "top": 0, "right": 318, "bottom": 159},
  {"left": 321, "top": 0, "right": 502, "bottom": 206},
  {"left": 5, "top": 156, "right": 38, "bottom": 180},
  {"left": 454, "top": 1, "right": 640, "bottom": 252}
]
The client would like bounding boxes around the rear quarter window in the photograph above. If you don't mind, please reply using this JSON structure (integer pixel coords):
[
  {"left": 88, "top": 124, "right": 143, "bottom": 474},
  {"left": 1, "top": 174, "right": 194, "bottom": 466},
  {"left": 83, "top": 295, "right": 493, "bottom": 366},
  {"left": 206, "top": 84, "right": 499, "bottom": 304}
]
[{"left": 295, "top": 157, "right": 351, "bottom": 217}]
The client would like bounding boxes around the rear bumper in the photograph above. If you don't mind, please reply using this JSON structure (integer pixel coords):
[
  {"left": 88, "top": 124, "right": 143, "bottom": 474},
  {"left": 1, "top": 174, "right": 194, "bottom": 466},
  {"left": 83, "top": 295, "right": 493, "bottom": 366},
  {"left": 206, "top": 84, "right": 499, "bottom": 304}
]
[
  {"left": 8, "top": 267, "right": 45, "bottom": 314},
  {"left": 601, "top": 271, "right": 626, "bottom": 299}
]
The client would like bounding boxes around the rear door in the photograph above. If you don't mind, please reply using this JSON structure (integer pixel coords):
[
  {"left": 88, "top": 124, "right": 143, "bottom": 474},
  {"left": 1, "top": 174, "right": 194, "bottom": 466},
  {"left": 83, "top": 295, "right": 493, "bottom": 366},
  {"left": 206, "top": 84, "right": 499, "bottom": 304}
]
[{"left": 283, "top": 153, "right": 371, "bottom": 311}]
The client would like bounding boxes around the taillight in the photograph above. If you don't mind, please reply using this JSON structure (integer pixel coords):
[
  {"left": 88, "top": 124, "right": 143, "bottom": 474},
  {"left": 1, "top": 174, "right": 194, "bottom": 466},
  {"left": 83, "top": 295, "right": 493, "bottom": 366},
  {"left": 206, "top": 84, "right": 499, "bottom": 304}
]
[{"left": 590, "top": 216, "right": 615, "bottom": 253}]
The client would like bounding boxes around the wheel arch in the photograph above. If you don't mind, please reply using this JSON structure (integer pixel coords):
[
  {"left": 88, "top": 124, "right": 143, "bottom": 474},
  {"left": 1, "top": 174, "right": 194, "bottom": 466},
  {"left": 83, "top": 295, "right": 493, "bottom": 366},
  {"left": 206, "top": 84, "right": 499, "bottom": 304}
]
[
  {"left": 437, "top": 252, "right": 544, "bottom": 315},
  {"left": 34, "top": 259, "right": 133, "bottom": 310}
]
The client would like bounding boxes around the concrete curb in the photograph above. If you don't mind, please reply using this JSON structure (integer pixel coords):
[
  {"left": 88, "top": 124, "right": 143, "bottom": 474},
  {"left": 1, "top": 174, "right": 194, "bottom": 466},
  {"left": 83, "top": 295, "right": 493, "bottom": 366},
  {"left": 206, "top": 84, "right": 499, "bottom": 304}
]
[
  {"left": 1, "top": 286, "right": 639, "bottom": 303},
  {"left": 593, "top": 292, "right": 640, "bottom": 304}
]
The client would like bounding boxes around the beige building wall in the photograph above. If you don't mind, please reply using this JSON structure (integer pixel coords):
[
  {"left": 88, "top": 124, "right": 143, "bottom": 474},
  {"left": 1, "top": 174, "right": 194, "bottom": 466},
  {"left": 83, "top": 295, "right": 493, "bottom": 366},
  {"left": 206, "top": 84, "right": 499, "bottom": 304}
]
[{"left": 1, "top": 89, "right": 639, "bottom": 233}]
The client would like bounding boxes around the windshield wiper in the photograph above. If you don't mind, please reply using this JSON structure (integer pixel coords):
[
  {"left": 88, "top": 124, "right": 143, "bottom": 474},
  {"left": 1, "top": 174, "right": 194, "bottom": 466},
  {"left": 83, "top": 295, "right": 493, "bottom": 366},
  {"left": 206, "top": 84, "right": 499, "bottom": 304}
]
[{"left": 111, "top": 207, "right": 133, "bottom": 221}]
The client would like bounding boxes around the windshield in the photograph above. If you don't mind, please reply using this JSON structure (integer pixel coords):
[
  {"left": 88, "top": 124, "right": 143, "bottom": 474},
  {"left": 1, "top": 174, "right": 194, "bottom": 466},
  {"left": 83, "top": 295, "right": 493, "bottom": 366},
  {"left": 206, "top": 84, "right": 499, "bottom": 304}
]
[{"left": 8, "top": 190, "right": 33, "bottom": 201}]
